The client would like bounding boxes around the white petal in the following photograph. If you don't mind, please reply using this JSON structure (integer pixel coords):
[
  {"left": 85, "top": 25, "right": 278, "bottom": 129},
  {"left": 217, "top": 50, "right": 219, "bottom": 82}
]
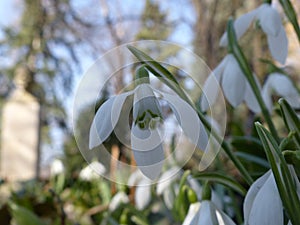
[
  {"left": 89, "top": 92, "right": 132, "bottom": 149},
  {"left": 197, "top": 201, "right": 218, "bottom": 225},
  {"left": 213, "top": 204, "right": 237, "bottom": 225},
  {"left": 163, "top": 92, "right": 209, "bottom": 151},
  {"left": 133, "top": 83, "right": 161, "bottom": 120},
  {"left": 222, "top": 55, "right": 246, "bottom": 107},
  {"left": 131, "top": 124, "right": 164, "bottom": 180},
  {"left": 135, "top": 179, "right": 152, "bottom": 210},
  {"left": 200, "top": 57, "right": 226, "bottom": 111},
  {"left": 182, "top": 202, "right": 201, "bottom": 225},
  {"left": 220, "top": 9, "right": 258, "bottom": 46},
  {"left": 246, "top": 171, "right": 283, "bottom": 225},
  {"left": 249, "top": 175, "right": 283, "bottom": 225},
  {"left": 89, "top": 161, "right": 106, "bottom": 176},
  {"left": 258, "top": 4, "right": 282, "bottom": 36},
  {"left": 50, "top": 159, "right": 64, "bottom": 176},
  {"left": 267, "top": 26, "right": 288, "bottom": 64},
  {"left": 244, "top": 170, "right": 272, "bottom": 223},
  {"left": 109, "top": 192, "right": 129, "bottom": 211},
  {"left": 244, "top": 75, "right": 262, "bottom": 113},
  {"left": 128, "top": 170, "right": 143, "bottom": 186},
  {"left": 269, "top": 73, "right": 300, "bottom": 108},
  {"left": 162, "top": 187, "right": 175, "bottom": 210},
  {"left": 156, "top": 166, "right": 181, "bottom": 195},
  {"left": 262, "top": 78, "right": 273, "bottom": 112}
]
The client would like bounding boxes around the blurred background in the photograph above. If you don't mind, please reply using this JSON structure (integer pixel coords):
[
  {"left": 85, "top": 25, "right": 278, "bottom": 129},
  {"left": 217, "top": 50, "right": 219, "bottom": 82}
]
[{"left": 0, "top": 0, "right": 299, "bottom": 224}]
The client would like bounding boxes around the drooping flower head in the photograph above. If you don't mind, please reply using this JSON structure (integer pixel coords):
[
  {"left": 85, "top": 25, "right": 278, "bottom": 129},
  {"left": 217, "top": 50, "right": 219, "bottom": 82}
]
[
  {"left": 200, "top": 54, "right": 260, "bottom": 113},
  {"left": 262, "top": 73, "right": 300, "bottom": 112},
  {"left": 220, "top": 3, "right": 288, "bottom": 64},
  {"left": 89, "top": 67, "right": 208, "bottom": 180}
]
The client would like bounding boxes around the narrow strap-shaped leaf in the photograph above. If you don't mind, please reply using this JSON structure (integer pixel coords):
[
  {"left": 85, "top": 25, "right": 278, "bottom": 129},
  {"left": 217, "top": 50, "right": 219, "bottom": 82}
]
[
  {"left": 193, "top": 172, "right": 247, "bottom": 195},
  {"left": 278, "top": 0, "right": 300, "bottom": 42},
  {"left": 127, "top": 45, "right": 179, "bottom": 85},
  {"left": 255, "top": 122, "right": 300, "bottom": 224},
  {"left": 235, "top": 152, "right": 269, "bottom": 168}
]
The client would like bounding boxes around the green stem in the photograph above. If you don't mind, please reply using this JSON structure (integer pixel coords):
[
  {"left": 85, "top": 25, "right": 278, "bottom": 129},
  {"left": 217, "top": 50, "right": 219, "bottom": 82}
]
[{"left": 227, "top": 19, "right": 280, "bottom": 143}]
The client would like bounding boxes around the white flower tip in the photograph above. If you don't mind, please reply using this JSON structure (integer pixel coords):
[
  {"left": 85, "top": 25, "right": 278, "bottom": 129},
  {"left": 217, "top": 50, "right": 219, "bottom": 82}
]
[
  {"left": 89, "top": 120, "right": 100, "bottom": 149},
  {"left": 219, "top": 32, "right": 228, "bottom": 47},
  {"left": 139, "top": 163, "right": 163, "bottom": 180}
]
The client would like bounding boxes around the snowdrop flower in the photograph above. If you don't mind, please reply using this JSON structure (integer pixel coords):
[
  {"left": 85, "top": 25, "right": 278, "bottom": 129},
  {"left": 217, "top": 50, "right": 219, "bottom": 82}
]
[
  {"left": 109, "top": 191, "right": 130, "bottom": 211},
  {"left": 262, "top": 73, "right": 300, "bottom": 112},
  {"left": 79, "top": 161, "right": 106, "bottom": 181},
  {"left": 128, "top": 170, "right": 152, "bottom": 210},
  {"left": 244, "top": 170, "right": 283, "bottom": 225},
  {"left": 156, "top": 166, "right": 182, "bottom": 209},
  {"left": 90, "top": 82, "right": 208, "bottom": 180},
  {"left": 182, "top": 201, "right": 236, "bottom": 225},
  {"left": 244, "top": 168, "right": 300, "bottom": 225},
  {"left": 200, "top": 54, "right": 260, "bottom": 113},
  {"left": 220, "top": 3, "right": 288, "bottom": 64},
  {"left": 50, "top": 158, "right": 64, "bottom": 176}
]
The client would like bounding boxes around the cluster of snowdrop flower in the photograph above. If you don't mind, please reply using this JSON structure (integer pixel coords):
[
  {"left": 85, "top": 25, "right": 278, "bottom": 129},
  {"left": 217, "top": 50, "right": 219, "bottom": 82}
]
[
  {"left": 195, "top": 2, "right": 300, "bottom": 225},
  {"left": 201, "top": 2, "right": 300, "bottom": 114},
  {"left": 87, "top": 2, "right": 300, "bottom": 224}
]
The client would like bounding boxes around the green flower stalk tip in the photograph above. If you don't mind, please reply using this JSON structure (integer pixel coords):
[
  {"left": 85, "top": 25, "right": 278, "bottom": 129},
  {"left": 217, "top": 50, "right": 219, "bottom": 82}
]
[{"left": 201, "top": 181, "right": 212, "bottom": 201}]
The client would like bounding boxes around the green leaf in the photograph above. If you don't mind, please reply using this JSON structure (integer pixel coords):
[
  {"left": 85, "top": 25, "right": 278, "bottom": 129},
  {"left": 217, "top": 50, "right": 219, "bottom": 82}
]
[
  {"left": 127, "top": 45, "right": 178, "bottom": 84},
  {"left": 278, "top": 0, "right": 300, "bottom": 42},
  {"left": 9, "top": 202, "right": 45, "bottom": 225},
  {"left": 231, "top": 136, "right": 264, "bottom": 154},
  {"left": 255, "top": 122, "right": 300, "bottom": 224},
  {"left": 235, "top": 152, "right": 269, "bottom": 168},
  {"left": 279, "top": 98, "right": 300, "bottom": 147},
  {"left": 193, "top": 172, "right": 247, "bottom": 196}
]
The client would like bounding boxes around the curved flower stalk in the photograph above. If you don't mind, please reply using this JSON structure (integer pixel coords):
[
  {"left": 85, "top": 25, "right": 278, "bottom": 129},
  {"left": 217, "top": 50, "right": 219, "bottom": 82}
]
[
  {"left": 182, "top": 201, "right": 236, "bottom": 225},
  {"left": 78, "top": 161, "right": 106, "bottom": 181},
  {"left": 200, "top": 54, "right": 261, "bottom": 113},
  {"left": 89, "top": 81, "right": 208, "bottom": 180},
  {"left": 220, "top": 3, "right": 288, "bottom": 64},
  {"left": 262, "top": 73, "right": 300, "bottom": 112},
  {"left": 244, "top": 169, "right": 300, "bottom": 225}
]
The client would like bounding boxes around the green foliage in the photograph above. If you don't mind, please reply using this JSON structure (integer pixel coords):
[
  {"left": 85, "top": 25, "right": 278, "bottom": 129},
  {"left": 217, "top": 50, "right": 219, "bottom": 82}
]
[{"left": 9, "top": 202, "right": 45, "bottom": 225}]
